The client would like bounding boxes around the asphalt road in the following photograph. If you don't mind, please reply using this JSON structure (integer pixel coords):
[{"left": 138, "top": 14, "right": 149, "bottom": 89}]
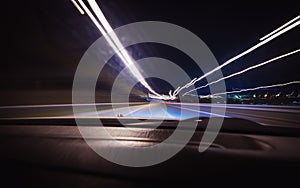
[
  {"left": 1, "top": 102, "right": 299, "bottom": 128},
  {"left": 87, "top": 103, "right": 300, "bottom": 128}
]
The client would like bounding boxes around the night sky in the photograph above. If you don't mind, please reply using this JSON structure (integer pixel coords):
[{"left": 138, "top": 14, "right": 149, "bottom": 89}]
[{"left": 2, "top": 0, "right": 300, "bottom": 104}]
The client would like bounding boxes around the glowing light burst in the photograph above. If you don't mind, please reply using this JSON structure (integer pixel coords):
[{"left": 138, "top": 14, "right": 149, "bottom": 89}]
[
  {"left": 210, "top": 81, "right": 300, "bottom": 96},
  {"left": 183, "top": 49, "right": 300, "bottom": 96},
  {"left": 171, "top": 18, "right": 300, "bottom": 98},
  {"left": 74, "top": 0, "right": 168, "bottom": 99}
]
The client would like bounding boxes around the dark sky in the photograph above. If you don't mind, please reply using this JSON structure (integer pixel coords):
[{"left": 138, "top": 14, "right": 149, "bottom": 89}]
[{"left": 2, "top": 0, "right": 300, "bottom": 93}]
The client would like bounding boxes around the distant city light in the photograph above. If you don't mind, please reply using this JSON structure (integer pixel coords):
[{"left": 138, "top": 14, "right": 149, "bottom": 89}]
[{"left": 275, "top": 92, "right": 281, "bottom": 97}]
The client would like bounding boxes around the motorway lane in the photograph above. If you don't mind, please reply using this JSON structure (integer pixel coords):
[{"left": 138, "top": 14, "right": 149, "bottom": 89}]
[
  {"left": 0, "top": 102, "right": 299, "bottom": 128},
  {"left": 170, "top": 103, "right": 300, "bottom": 128},
  {"left": 77, "top": 103, "right": 300, "bottom": 127},
  {"left": 77, "top": 103, "right": 229, "bottom": 120}
]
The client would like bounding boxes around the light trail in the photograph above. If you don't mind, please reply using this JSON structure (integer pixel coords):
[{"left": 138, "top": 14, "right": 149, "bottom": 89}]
[
  {"left": 148, "top": 93, "right": 177, "bottom": 100},
  {"left": 76, "top": 0, "right": 130, "bottom": 68},
  {"left": 260, "top": 15, "right": 300, "bottom": 41},
  {"left": 170, "top": 18, "right": 300, "bottom": 98},
  {"left": 70, "top": 0, "right": 85, "bottom": 15},
  {"left": 210, "top": 81, "right": 300, "bottom": 96},
  {"left": 74, "top": 0, "right": 168, "bottom": 98},
  {"left": 86, "top": 0, "right": 134, "bottom": 68},
  {"left": 72, "top": 1, "right": 299, "bottom": 101},
  {"left": 183, "top": 49, "right": 300, "bottom": 96},
  {"left": 86, "top": 0, "right": 163, "bottom": 97}
]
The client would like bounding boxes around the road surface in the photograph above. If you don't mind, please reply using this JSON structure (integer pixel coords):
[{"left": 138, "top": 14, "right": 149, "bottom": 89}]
[{"left": 1, "top": 102, "right": 299, "bottom": 128}]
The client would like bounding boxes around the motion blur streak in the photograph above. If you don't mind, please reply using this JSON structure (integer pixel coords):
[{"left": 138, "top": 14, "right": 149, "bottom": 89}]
[
  {"left": 171, "top": 19, "right": 300, "bottom": 98},
  {"left": 211, "top": 81, "right": 300, "bottom": 96},
  {"left": 75, "top": 0, "right": 164, "bottom": 98},
  {"left": 87, "top": 0, "right": 113, "bottom": 33},
  {"left": 70, "top": 0, "right": 85, "bottom": 15},
  {"left": 148, "top": 93, "right": 177, "bottom": 100},
  {"left": 260, "top": 15, "right": 300, "bottom": 41},
  {"left": 86, "top": 0, "right": 135, "bottom": 67},
  {"left": 183, "top": 49, "right": 300, "bottom": 96},
  {"left": 76, "top": 0, "right": 128, "bottom": 64}
]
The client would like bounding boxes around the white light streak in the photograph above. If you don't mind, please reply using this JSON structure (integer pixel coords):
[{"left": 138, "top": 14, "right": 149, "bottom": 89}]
[
  {"left": 70, "top": 0, "right": 85, "bottom": 15},
  {"left": 77, "top": 0, "right": 126, "bottom": 63},
  {"left": 87, "top": 0, "right": 113, "bottom": 33},
  {"left": 171, "top": 19, "right": 300, "bottom": 98},
  {"left": 148, "top": 93, "right": 177, "bottom": 100},
  {"left": 260, "top": 15, "right": 300, "bottom": 41},
  {"left": 212, "top": 81, "right": 300, "bottom": 96},
  {"left": 71, "top": 1, "right": 300, "bottom": 102},
  {"left": 183, "top": 49, "right": 300, "bottom": 96},
  {"left": 75, "top": 0, "right": 163, "bottom": 98}
]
